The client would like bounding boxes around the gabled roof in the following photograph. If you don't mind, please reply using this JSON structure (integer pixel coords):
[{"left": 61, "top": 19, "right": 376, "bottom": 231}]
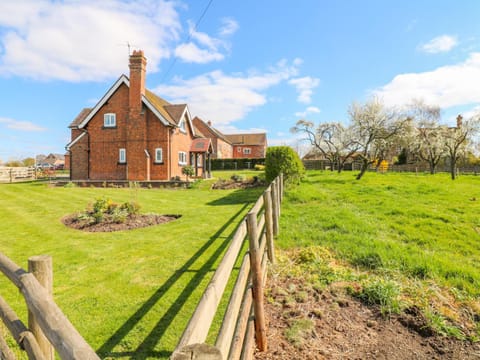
[
  {"left": 69, "top": 108, "right": 92, "bottom": 128},
  {"left": 192, "top": 117, "right": 231, "bottom": 143},
  {"left": 190, "top": 138, "right": 213, "bottom": 153},
  {"left": 224, "top": 133, "right": 267, "bottom": 146},
  {"left": 74, "top": 75, "right": 193, "bottom": 131}
]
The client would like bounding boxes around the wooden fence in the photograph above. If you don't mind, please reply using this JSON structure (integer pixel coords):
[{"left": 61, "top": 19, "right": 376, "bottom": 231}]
[
  {"left": 0, "top": 167, "right": 36, "bottom": 183},
  {"left": 0, "top": 254, "right": 100, "bottom": 360},
  {"left": 171, "top": 173, "right": 284, "bottom": 360}
]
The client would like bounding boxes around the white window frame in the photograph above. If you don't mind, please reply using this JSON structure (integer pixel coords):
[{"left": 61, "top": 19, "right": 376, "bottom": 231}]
[
  {"left": 178, "top": 118, "right": 186, "bottom": 133},
  {"left": 104, "top": 113, "right": 116, "bottom": 127},
  {"left": 119, "top": 148, "right": 126, "bottom": 163},
  {"left": 155, "top": 148, "right": 163, "bottom": 163},
  {"left": 179, "top": 151, "right": 187, "bottom": 165},
  {"left": 243, "top": 148, "right": 251, "bottom": 155}
]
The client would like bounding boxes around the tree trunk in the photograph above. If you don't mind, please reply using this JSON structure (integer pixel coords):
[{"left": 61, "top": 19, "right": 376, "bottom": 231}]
[
  {"left": 356, "top": 160, "right": 369, "bottom": 180},
  {"left": 450, "top": 158, "right": 456, "bottom": 180},
  {"left": 429, "top": 161, "right": 435, "bottom": 175}
]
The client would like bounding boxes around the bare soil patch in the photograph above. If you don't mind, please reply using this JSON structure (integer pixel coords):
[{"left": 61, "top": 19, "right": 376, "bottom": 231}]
[
  {"left": 212, "top": 177, "right": 265, "bottom": 190},
  {"left": 256, "top": 276, "right": 480, "bottom": 360},
  {"left": 62, "top": 213, "right": 181, "bottom": 232}
]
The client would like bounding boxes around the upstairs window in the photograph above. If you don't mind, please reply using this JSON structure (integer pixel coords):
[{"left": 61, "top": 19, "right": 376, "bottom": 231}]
[
  {"left": 119, "top": 148, "right": 126, "bottom": 163},
  {"left": 179, "top": 118, "right": 187, "bottom": 133},
  {"left": 243, "top": 148, "right": 251, "bottom": 155},
  {"left": 155, "top": 148, "right": 163, "bottom": 163},
  {"left": 179, "top": 151, "right": 187, "bottom": 165},
  {"left": 104, "top": 113, "right": 116, "bottom": 127}
]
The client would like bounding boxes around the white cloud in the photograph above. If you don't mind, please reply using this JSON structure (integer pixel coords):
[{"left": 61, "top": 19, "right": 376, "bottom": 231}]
[
  {"left": 154, "top": 59, "right": 300, "bottom": 125},
  {"left": 174, "top": 18, "right": 237, "bottom": 64},
  {"left": 288, "top": 76, "right": 320, "bottom": 103},
  {"left": 219, "top": 18, "right": 239, "bottom": 36},
  {"left": 374, "top": 52, "right": 480, "bottom": 109},
  {"left": 420, "top": 35, "right": 458, "bottom": 54},
  {"left": 294, "top": 106, "right": 321, "bottom": 118},
  {"left": 0, "top": 0, "right": 181, "bottom": 81},
  {"left": 0, "top": 117, "right": 46, "bottom": 131},
  {"left": 174, "top": 42, "right": 224, "bottom": 63}
]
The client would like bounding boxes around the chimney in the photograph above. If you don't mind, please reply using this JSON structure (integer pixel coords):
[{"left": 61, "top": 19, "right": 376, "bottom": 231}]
[
  {"left": 129, "top": 50, "right": 146, "bottom": 111},
  {"left": 456, "top": 114, "right": 463, "bottom": 128},
  {"left": 207, "top": 120, "right": 212, "bottom": 126}
]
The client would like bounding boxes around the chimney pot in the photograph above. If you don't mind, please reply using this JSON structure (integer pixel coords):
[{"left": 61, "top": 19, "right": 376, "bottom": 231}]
[{"left": 207, "top": 121, "right": 212, "bottom": 126}]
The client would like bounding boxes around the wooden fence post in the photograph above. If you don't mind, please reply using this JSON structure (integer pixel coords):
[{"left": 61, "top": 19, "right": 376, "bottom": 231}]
[
  {"left": 279, "top": 173, "right": 284, "bottom": 202},
  {"left": 271, "top": 180, "right": 279, "bottom": 237},
  {"left": 246, "top": 212, "right": 267, "bottom": 352},
  {"left": 263, "top": 188, "right": 275, "bottom": 264},
  {"left": 28, "top": 255, "right": 54, "bottom": 360}
]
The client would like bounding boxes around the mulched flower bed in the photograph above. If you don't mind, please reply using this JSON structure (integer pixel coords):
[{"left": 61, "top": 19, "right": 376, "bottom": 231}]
[{"left": 62, "top": 214, "right": 181, "bottom": 232}]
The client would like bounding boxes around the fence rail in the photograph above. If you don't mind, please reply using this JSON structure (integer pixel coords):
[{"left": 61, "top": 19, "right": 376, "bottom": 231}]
[
  {"left": 0, "top": 167, "right": 36, "bottom": 183},
  {"left": 171, "top": 173, "right": 283, "bottom": 360},
  {"left": 0, "top": 254, "right": 100, "bottom": 360}
]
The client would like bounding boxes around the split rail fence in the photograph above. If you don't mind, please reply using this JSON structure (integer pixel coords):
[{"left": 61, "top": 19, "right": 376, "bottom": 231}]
[
  {"left": 0, "top": 254, "right": 100, "bottom": 360},
  {"left": 171, "top": 173, "right": 284, "bottom": 360},
  {"left": 0, "top": 167, "right": 36, "bottom": 183}
]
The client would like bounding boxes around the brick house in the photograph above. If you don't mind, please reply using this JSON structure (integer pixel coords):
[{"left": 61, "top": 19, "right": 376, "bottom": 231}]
[
  {"left": 66, "top": 51, "right": 211, "bottom": 181},
  {"left": 192, "top": 117, "right": 267, "bottom": 159},
  {"left": 224, "top": 133, "right": 267, "bottom": 159}
]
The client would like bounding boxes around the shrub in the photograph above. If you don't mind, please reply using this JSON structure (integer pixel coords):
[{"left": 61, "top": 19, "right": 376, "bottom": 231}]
[
  {"left": 182, "top": 165, "right": 195, "bottom": 181},
  {"left": 265, "top": 146, "right": 304, "bottom": 183},
  {"left": 254, "top": 164, "right": 265, "bottom": 171}
]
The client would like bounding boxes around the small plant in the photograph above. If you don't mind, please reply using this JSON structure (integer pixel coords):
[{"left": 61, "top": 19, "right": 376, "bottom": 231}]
[
  {"left": 230, "top": 174, "right": 245, "bottom": 182},
  {"left": 63, "top": 182, "right": 77, "bottom": 188},
  {"left": 354, "top": 279, "right": 402, "bottom": 317},
  {"left": 284, "top": 318, "right": 315, "bottom": 348},
  {"left": 74, "top": 197, "right": 141, "bottom": 225},
  {"left": 182, "top": 165, "right": 195, "bottom": 182}
]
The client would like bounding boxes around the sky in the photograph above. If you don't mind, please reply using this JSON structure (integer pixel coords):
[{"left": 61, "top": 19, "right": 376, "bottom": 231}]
[{"left": 1, "top": 0, "right": 480, "bottom": 161}]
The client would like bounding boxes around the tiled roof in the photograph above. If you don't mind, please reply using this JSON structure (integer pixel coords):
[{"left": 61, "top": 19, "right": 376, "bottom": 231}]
[
  {"left": 190, "top": 138, "right": 213, "bottom": 153},
  {"left": 224, "top": 133, "right": 267, "bottom": 146},
  {"left": 144, "top": 89, "right": 176, "bottom": 125},
  {"left": 164, "top": 104, "right": 187, "bottom": 125},
  {"left": 192, "top": 117, "right": 231, "bottom": 143},
  {"left": 69, "top": 108, "right": 92, "bottom": 128}
]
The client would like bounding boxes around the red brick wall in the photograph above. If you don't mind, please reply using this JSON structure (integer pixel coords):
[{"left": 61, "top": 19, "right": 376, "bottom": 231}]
[
  {"left": 217, "top": 138, "right": 233, "bottom": 158},
  {"left": 170, "top": 115, "right": 195, "bottom": 179},
  {"left": 69, "top": 134, "right": 89, "bottom": 180},
  {"left": 232, "top": 145, "right": 266, "bottom": 159},
  {"left": 146, "top": 109, "right": 170, "bottom": 180},
  {"left": 86, "top": 84, "right": 129, "bottom": 180}
]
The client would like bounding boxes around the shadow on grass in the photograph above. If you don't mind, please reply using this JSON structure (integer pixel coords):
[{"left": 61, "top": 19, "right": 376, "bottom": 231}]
[
  {"left": 207, "top": 187, "right": 264, "bottom": 206},
  {"left": 97, "top": 203, "right": 251, "bottom": 359}
]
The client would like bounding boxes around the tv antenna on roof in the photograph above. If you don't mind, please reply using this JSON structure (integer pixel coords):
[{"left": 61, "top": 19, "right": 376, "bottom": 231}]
[{"left": 117, "top": 41, "right": 138, "bottom": 56}]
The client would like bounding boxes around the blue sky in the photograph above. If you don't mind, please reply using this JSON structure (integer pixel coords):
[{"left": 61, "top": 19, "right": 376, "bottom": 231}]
[{"left": 1, "top": 0, "right": 480, "bottom": 161}]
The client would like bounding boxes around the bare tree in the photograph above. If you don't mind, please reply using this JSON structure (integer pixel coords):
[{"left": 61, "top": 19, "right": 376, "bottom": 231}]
[
  {"left": 443, "top": 115, "right": 479, "bottom": 180},
  {"left": 349, "top": 98, "right": 408, "bottom": 180}
]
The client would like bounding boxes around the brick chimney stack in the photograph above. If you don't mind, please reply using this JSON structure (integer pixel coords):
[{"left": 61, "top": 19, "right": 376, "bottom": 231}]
[
  {"left": 456, "top": 114, "right": 463, "bottom": 128},
  {"left": 127, "top": 50, "right": 148, "bottom": 181},
  {"left": 129, "top": 50, "right": 146, "bottom": 111}
]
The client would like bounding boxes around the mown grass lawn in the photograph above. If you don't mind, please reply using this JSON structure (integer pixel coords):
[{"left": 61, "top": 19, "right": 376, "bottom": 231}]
[
  {"left": 279, "top": 170, "right": 480, "bottom": 296},
  {"left": 0, "top": 171, "right": 264, "bottom": 359}
]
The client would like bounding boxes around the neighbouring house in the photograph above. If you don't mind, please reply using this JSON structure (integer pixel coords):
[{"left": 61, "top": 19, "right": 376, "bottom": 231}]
[
  {"left": 36, "top": 153, "right": 65, "bottom": 169},
  {"left": 192, "top": 117, "right": 267, "bottom": 159},
  {"left": 225, "top": 133, "right": 267, "bottom": 159},
  {"left": 66, "top": 50, "right": 212, "bottom": 181}
]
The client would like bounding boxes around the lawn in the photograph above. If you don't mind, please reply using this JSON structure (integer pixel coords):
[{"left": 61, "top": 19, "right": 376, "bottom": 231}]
[
  {"left": 0, "top": 171, "right": 264, "bottom": 359},
  {"left": 278, "top": 170, "right": 480, "bottom": 296}
]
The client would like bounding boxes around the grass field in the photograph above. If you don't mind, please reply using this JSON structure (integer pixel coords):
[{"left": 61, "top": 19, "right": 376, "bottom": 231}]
[
  {"left": 0, "top": 171, "right": 264, "bottom": 359},
  {"left": 276, "top": 170, "right": 480, "bottom": 338}
]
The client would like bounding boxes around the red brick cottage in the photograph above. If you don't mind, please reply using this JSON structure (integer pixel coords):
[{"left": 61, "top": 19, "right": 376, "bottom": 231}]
[
  {"left": 66, "top": 51, "right": 211, "bottom": 181},
  {"left": 192, "top": 117, "right": 267, "bottom": 159}
]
